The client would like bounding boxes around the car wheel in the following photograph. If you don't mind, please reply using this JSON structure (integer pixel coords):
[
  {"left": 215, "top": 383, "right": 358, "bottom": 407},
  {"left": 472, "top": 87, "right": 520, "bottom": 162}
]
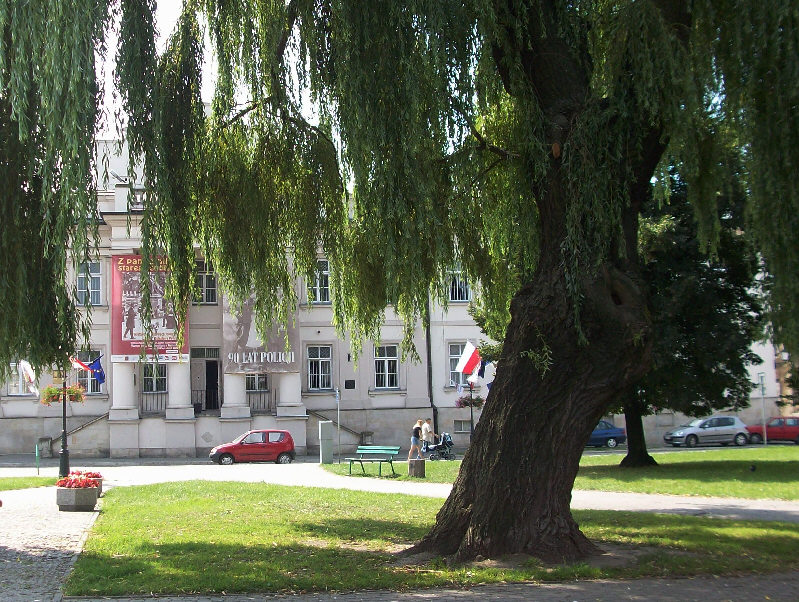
[
  {"left": 685, "top": 434, "right": 698, "bottom": 448},
  {"left": 219, "top": 453, "right": 234, "bottom": 465},
  {"left": 276, "top": 453, "right": 293, "bottom": 464},
  {"left": 734, "top": 433, "right": 748, "bottom": 446},
  {"left": 606, "top": 438, "right": 618, "bottom": 448},
  {"left": 749, "top": 433, "right": 763, "bottom": 444}
]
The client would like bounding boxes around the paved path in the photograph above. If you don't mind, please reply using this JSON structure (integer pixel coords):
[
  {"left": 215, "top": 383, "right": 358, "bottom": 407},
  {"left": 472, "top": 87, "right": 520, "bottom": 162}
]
[{"left": 2, "top": 456, "right": 799, "bottom": 601}]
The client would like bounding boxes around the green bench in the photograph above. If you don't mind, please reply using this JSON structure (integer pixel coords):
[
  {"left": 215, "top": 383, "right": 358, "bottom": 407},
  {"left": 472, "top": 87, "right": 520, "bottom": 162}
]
[{"left": 346, "top": 445, "right": 401, "bottom": 476}]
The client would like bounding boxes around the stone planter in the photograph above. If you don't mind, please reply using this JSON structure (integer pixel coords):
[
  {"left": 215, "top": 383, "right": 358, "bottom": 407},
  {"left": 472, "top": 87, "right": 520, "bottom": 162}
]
[
  {"left": 88, "top": 478, "right": 103, "bottom": 496},
  {"left": 56, "top": 486, "right": 99, "bottom": 512}
]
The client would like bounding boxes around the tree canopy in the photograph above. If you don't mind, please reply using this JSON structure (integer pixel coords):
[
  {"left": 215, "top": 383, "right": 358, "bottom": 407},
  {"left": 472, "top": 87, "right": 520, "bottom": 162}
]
[{"left": 2, "top": 0, "right": 796, "bottom": 371}]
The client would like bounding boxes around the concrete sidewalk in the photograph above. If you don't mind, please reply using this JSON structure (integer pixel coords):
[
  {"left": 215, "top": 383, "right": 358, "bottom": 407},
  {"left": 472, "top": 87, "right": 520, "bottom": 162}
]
[{"left": 1, "top": 455, "right": 798, "bottom": 601}]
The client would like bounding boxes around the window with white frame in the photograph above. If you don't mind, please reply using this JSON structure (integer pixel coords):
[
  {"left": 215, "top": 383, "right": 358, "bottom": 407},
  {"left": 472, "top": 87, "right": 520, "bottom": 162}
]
[
  {"left": 307, "top": 345, "right": 332, "bottom": 390},
  {"left": 142, "top": 362, "right": 167, "bottom": 392},
  {"left": 77, "top": 262, "right": 102, "bottom": 306},
  {"left": 194, "top": 260, "right": 217, "bottom": 304},
  {"left": 448, "top": 270, "right": 471, "bottom": 302},
  {"left": 7, "top": 362, "right": 33, "bottom": 396},
  {"left": 374, "top": 345, "right": 399, "bottom": 389},
  {"left": 309, "top": 259, "right": 330, "bottom": 304},
  {"left": 245, "top": 373, "right": 268, "bottom": 391},
  {"left": 449, "top": 343, "right": 468, "bottom": 387},
  {"left": 75, "top": 350, "right": 102, "bottom": 394},
  {"left": 454, "top": 419, "right": 471, "bottom": 433}
]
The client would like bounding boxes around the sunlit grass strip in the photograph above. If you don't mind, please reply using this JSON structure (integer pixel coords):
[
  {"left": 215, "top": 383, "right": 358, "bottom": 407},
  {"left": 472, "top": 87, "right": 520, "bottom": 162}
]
[
  {"left": 0, "top": 476, "right": 57, "bottom": 491},
  {"left": 324, "top": 447, "right": 799, "bottom": 500},
  {"left": 66, "top": 481, "right": 799, "bottom": 596}
]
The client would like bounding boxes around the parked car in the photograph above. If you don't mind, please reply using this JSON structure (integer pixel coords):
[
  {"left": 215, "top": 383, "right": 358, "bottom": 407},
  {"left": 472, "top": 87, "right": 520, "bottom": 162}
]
[
  {"left": 663, "top": 416, "right": 749, "bottom": 447},
  {"left": 747, "top": 416, "right": 799, "bottom": 444},
  {"left": 209, "top": 429, "right": 295, "bottom": 464},
  {"left": 588, "top": 420, "right": 626, "bottom": 448}
]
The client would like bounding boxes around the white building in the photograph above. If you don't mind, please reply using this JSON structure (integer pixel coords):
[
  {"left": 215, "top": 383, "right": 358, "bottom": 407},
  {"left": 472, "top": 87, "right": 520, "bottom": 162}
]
[{"left": 0, "top": 148, "right": 493, "bottom": 458}]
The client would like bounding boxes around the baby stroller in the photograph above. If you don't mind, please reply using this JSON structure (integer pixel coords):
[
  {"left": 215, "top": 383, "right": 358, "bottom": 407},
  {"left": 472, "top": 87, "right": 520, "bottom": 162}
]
[{"left": 424, "top": 432, "right": 456, "bottom": 461}]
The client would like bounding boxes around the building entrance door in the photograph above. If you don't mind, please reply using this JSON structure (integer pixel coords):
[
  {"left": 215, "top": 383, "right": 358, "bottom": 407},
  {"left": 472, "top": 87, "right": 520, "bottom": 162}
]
[{"left": 205, "top": 360, "right": 219, "bottom": 410}]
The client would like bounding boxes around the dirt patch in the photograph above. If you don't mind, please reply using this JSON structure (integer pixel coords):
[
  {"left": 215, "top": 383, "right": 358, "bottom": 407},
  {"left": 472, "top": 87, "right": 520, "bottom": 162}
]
[{"left": 390, "top": 541, "right": 684, "bottom": 570}]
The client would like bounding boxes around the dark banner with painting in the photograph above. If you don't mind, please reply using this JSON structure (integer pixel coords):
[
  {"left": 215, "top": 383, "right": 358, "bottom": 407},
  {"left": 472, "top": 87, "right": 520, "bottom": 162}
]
[
  {"left": 111, "top": 255, "right": 189, "bottom": 362},
  {"left": 222, "top": 296, "right": 299, "bottom": 373}
]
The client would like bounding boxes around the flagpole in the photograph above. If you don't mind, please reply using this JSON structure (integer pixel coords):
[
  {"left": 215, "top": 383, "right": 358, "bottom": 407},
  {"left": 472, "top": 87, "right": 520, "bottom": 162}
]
[
  {"left": 59, "top": 373, "right": 70, "bottom": 477},
  {"left": 469, "top": 382, "right": 474, "bottom": 443}
]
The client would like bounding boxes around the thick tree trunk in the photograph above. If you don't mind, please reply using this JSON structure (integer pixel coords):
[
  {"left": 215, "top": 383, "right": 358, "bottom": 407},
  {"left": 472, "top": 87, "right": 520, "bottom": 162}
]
[
  {"left": 414, "top": 183, "right": 652, "bottom": 561},
  {"left": 620, "top": 397, "right": 658, "bottom": 468}
]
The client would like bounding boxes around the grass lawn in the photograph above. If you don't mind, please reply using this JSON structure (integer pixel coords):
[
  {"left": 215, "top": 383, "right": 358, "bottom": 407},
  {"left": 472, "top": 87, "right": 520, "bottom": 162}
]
[
  {"left": 0, "top": 476, "right": 57, "bottom": 491},
  {"left": 324, "top": 447, "right": 799, "bottom": 500},
  {"left": 66, "top": 481, "right": 799, "bottom": 596}
]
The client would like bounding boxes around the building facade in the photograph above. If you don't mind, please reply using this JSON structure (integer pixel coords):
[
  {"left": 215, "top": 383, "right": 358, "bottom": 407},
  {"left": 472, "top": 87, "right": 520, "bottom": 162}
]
[{"left": 0, "top": 158, "right": 492, "bottom": 458}]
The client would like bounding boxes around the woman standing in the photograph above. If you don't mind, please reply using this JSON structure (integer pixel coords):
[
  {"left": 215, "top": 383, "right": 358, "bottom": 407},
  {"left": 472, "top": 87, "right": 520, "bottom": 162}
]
[{"left": 408, "top": 419, "right": 423, "bottom": 461}]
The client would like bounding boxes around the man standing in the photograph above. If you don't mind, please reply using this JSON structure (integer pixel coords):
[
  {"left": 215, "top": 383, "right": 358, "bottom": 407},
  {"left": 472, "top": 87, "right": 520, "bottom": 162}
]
[{"left": 421, "top": 418, "right": 436, "bottom": 455}]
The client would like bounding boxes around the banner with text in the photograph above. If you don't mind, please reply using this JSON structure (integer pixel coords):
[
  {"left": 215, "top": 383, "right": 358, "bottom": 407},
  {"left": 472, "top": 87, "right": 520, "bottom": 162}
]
[
  {"left": 222, "top": 296, "right": 299, "bottom": 373},
  {"left": 111, "top": 255, "right": 189, "bottom": 362}
]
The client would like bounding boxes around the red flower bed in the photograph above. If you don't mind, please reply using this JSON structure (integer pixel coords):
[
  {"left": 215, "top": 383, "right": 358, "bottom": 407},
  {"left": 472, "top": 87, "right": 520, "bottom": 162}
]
[{"left": 56, "top": 475, "right": 99, "bottom": 488}]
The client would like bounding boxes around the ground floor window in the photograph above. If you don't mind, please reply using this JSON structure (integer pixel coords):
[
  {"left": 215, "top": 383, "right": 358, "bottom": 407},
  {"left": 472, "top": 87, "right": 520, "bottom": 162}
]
[
  {"left": 246, "top": 373, "right": 269, "bottom": 391},
  {"left": 307, "top": 345, "right": 332, "bottom": 390},
  {"left": 75, "top": 350, "right": 103, "bottom": 394},
  {"left": 143, "top": 362, "right": 167, "bottom": 392},
  {"left": 454, "top": 419, "right": 471, "bottom": 433}
]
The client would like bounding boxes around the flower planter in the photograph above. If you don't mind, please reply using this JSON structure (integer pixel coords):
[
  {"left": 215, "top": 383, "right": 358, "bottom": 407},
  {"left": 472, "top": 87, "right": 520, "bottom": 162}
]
[
  {"left": 87, "top": 478, "right": 103, "bottom": 496},
  {"left": 56, "top": 486, "right": 98, "bottom": 512}
]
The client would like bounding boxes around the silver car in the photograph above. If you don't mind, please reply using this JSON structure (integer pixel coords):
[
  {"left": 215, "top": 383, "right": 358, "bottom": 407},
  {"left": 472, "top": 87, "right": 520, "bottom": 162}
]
[{"left": 663, "top": 416, "right": 749, "bottom": 448}]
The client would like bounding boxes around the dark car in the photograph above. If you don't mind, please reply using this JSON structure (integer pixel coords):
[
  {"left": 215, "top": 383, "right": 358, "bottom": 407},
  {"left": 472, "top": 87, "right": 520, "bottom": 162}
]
[
  {"left": 209, "top": 429, "right": 295, "bottom": 465},
  {"left": 588, "top": 420, "right": 626, "bottom": 448},
  {"left": 747, "top": 416, "right": 799, "bottom": 444}
]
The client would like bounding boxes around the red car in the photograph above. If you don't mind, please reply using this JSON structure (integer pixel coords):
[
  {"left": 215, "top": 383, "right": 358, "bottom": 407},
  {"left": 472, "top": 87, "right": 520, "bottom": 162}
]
[
  {"left": 209, "top": 430, "right": 296, "bottom": 464},
  {"left": 746, "top": 417, "right": 799, "bottom": 445}
]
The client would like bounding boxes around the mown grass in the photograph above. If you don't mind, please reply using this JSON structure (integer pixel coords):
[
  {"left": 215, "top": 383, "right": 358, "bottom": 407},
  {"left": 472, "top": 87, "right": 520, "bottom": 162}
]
[
  {"left": 324, "top": 447, "right": 799, "bottom": 500},
  {"left": 66, "top": 481, "right": 799, "bottom": 596},
  {"left": 0, "top": 476, "right": 57, "bottom": 491}
]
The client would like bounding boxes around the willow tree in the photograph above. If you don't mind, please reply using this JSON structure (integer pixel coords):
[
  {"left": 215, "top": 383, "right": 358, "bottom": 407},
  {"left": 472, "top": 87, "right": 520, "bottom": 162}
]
[{"left": 2, "top": 1, "right": 798, "bottom": 561}]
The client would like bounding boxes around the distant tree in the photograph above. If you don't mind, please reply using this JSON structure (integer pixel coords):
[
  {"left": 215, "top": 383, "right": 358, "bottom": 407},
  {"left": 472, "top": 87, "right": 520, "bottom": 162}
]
[{"left": 621, "top": 170, "right": 763, "bottom": 467}]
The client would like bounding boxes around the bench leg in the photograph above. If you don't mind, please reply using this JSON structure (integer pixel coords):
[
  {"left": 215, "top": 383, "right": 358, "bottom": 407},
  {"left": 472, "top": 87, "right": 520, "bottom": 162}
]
[
  {"left": 359, "top": 460, "right": 366, "bottom": 474},
  {"left": 378, "top": 461, "right": 382, "bottom": 477},
  {"left": 349, "top": 460, "right": 353, "bottom": 475},
  {"left": 388, "top": 460, "right": 395, "bottom": 475}
]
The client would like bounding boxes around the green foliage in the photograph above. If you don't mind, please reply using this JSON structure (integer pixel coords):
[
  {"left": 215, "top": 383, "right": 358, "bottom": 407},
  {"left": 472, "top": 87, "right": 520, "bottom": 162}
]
[
  {"left": 0, "top": 0, "right": 109, "bottom": 376},
  {"left": 2, "top": 0, "right": 798, "bottom": 377},
  {"left": 636, "top": 167, "right": 763, "bottom": 416}
]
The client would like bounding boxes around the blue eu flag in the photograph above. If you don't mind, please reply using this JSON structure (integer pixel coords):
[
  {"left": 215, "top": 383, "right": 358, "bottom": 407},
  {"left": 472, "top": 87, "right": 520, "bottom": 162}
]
[{"left": 88, "top": 355, "right": 106, "bottom": 385}]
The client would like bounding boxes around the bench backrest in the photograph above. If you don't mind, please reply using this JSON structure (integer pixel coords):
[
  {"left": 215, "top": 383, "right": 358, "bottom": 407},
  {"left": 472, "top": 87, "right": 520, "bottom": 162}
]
[{"left": 356, "top": 446, "right": 400, "bottom": 456}]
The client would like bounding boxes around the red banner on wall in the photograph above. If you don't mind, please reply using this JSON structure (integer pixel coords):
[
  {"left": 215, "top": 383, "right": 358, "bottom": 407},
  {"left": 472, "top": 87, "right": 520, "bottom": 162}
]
[{"left": 111, "top": 255, "right": 189, "bottom": 362}]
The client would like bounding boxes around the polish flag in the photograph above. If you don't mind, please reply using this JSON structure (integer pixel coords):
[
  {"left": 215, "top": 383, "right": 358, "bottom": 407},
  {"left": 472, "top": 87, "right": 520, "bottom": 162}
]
[
  {"left": 455, "top": 341, "right": 481, "bottom": 376},
  {"left": 70, "top": 357, "right": 91, "bottom": 372}
]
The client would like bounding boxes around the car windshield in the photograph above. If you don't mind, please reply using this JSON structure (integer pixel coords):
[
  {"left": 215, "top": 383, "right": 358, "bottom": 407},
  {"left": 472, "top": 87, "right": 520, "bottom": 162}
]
[{"left": 232, "top": 432, "right": 249, "bottom": 444}]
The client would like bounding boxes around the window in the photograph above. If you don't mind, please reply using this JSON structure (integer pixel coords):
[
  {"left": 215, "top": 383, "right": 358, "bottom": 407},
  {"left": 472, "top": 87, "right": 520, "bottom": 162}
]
[
  {"left": 448, "top": 270, "right": 471, "bottom": 302},
  {"left": 243, "top": 431, "right": 265, "bottom": 444},
  {"left": 7, "top": 362, "right": 34, "bottom": 396},
  {"left": 268, "top": 431, "right": 284, "bottom": 443},
  {"left": 307, "top": 345, "right": 332, "bottom": 390},
  {"left": 77, "top": 262, "right": 101, "bottom": 306},
  {"left": 194, "top": 260, "right": 217, "bottom": 304},
  {"left": 454, "top": 419, "right": 471, "bottom": 433},
  {"left": 374, "top": 345, "right": 399, "bottom": 389},
  {"left": 309, "top": 259, "right": 330, "bottom": 304},
  {"left": 75, "top": 350, "right": 102, "bottom": 394},
  {"left": 142, "top": 362, "right": 167, "bottom": 392},
  {"left": 191, "top": 347, "right": 220, "bottom": 359},
  {"left": 449, "top": 343, "right": 468, "bottom": 387},
  {"left": 246, "top": 373, "right": 269, "bottom": 391}
]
